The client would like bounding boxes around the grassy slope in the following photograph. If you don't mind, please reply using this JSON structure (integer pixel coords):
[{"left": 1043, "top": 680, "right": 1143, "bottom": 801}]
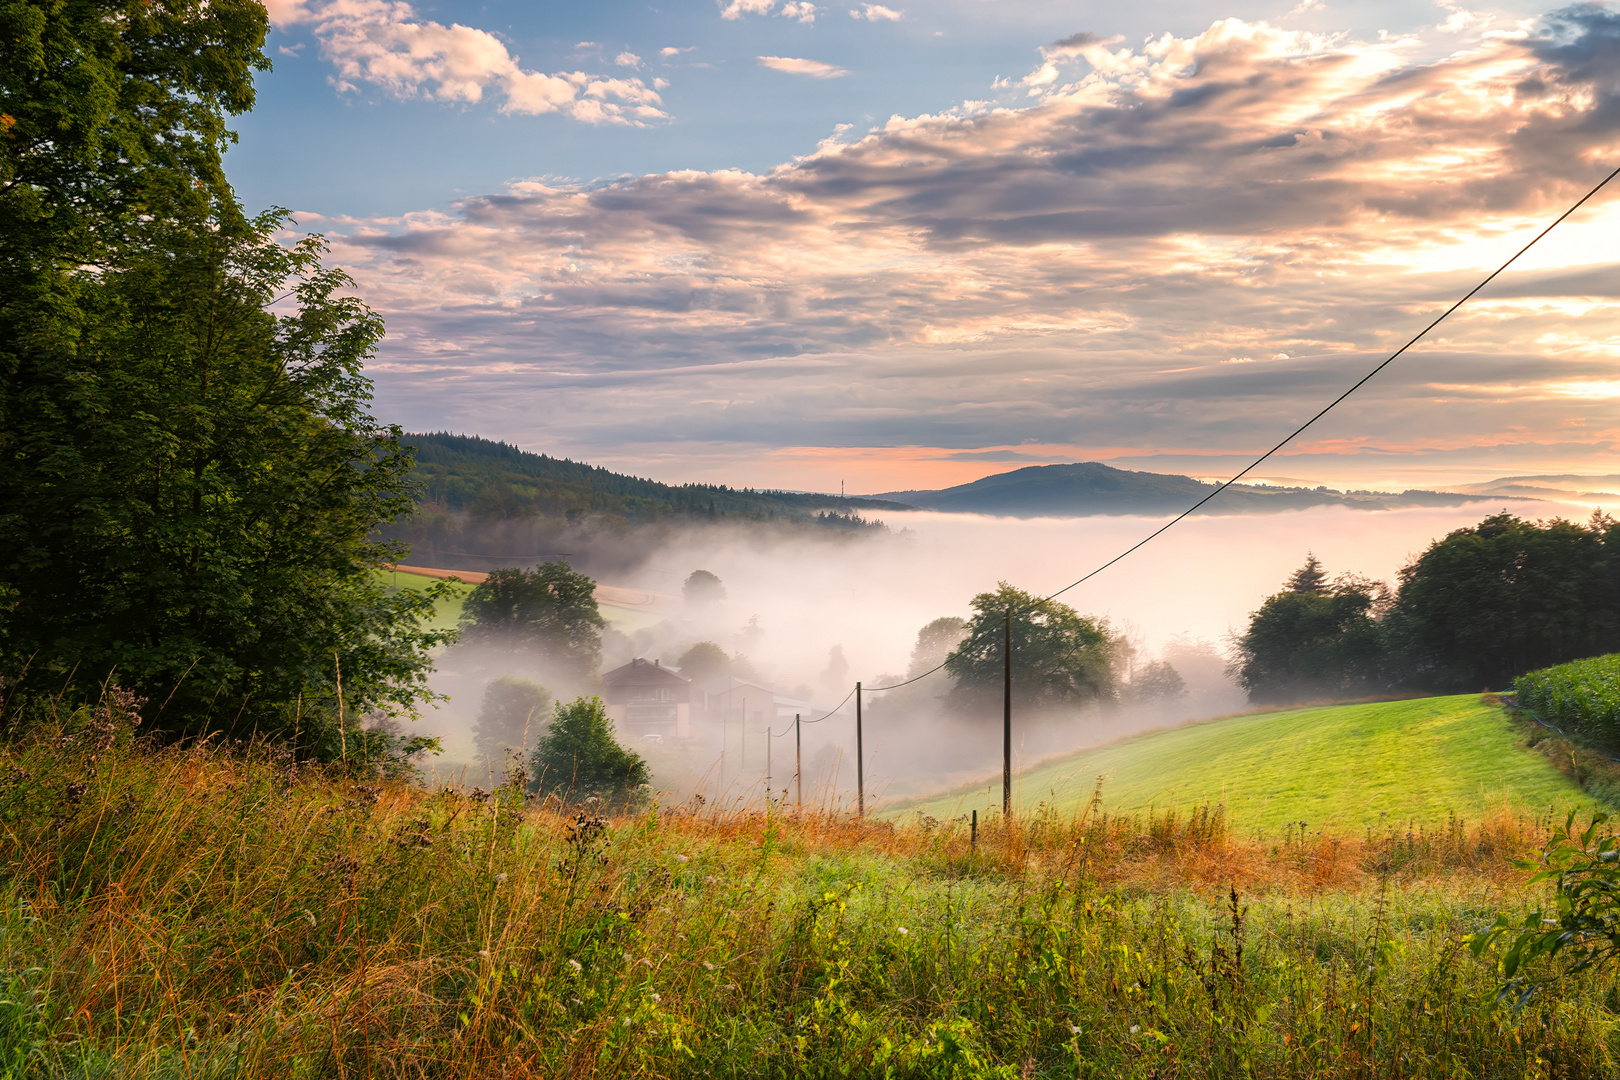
[{"left": 899, "top": 695, "right": 1591, "bottom": 831}]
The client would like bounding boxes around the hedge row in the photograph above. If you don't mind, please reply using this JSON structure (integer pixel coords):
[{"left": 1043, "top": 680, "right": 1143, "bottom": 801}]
[{"left": 1517, "top": 653, "right": 1620, "bottom": 748}]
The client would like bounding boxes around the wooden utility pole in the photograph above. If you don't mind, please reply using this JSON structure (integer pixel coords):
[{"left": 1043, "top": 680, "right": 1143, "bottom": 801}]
[
  {"left": 855, "top": 682, "right": 864, "bottom": 818},
  {"left": 795, "top": 714, "right": 802, "bottom": 810},
  {"left": 1003, "top": 610, "right": 1012, "bottom": 820}
]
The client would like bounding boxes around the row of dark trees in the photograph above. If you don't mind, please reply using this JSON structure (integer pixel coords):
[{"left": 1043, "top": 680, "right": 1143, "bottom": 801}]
[{"left": 1231, "top": 512, "right": 1620, "bottom": 702}]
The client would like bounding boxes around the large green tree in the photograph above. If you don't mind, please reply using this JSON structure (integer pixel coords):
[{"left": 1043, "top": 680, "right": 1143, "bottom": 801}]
[
  {"left": 1391, "top": 513, "right": 1619, "bottom": 691},
  {"left": 1230, "top": 556, "right": 1389, "bottom": 704},
  {"left": 0, "top": 1, "right": 451, "bottom": 750},
  {"left": 0, "top": 208, "right": 451, "bottom": 744},
  {"left": 459, "top": 562, "right": 606, "bottom": 678},
  {"left": 944, "top": 583, "right": 1115, "bottom": 712}
]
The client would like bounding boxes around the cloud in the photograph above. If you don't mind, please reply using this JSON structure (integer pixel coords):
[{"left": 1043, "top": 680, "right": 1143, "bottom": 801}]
[
  {"left": 268, "top": 0, "right": 665, "bottom": 124},
  {"left": 614, "top": 51, "right": 642, "bottom": 68},
  {"left": 850, "top": 3, "right": 902, "bottom": 20},
  {"left": 312, "top": 8, "right": 1620, "bottom": 475},
  {"left": 661, "top": 46, "right": 695, "bottom": 57},
  {"left": 721, "top": 0, "right": 817, "bottom": 22},
  {"left": 758, "top": 55, "right": 848, "bottom": 77}
]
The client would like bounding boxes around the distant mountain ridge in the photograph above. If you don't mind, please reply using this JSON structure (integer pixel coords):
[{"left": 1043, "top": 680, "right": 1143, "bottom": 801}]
[
  {"left": 407, "top": 432, "right": 911, "bottom": 524},
  {"left": 874, "top": 461, "right": 1524, "bottom": 518},
  {"left": 387, "top": 433, "right": 913, "bottom": 573}
]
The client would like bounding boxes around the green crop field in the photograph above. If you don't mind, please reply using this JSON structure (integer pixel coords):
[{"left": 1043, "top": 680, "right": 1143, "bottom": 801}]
[
  {"left": 1518, "top": 652, "right": 1620, "bottom": 746},
  {"left": 897, "top": 695, "right": 1595, "bottom": 831}
]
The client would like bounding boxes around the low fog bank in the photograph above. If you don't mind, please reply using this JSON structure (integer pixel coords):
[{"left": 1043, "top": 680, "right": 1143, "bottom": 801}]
[{"left": 411, "top": 497, "right": 1570, "bottom": 802}]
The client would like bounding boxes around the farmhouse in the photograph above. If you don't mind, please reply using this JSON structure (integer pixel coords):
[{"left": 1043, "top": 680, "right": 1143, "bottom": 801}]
[{"left": 602, "top": 658, "right": 691, "bottom": 739}]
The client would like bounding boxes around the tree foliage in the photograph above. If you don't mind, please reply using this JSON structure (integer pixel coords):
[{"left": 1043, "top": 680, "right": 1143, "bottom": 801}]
[
  {"left": 0, "top": 1, "right": 449, "bottom": 753},
  {"left": 682, "top": 570, "right": 726, "bottom": 607},
  {"left": 527, "top": 696, "right": 649, "bottom": 805},
  {"left": 0, "top": 207, "right": 449, "bottom": 743},
  {"left": 473, "top": 676, "right": 550, "bottom": 772},
  {"left": 458, "top": 562, "right": 606, "bottom": 677},
  {"left": 1230, "top": 556, "right": 1388, "bottom": 703},
  {"left": 909, "top": 616, "right": 967, "bottom": 679},
  {"left": 675, "top": 641, "right": 730, "bottom": 682},
  {"left": 1123, "top": 659, "right": 1187, "bottom": 703},
  {"left": 1391, "top": 512, "right": 1619, "bottom": 691},
  {"left": 944, "top": 584, "right": 1115, "bottom": 711}
]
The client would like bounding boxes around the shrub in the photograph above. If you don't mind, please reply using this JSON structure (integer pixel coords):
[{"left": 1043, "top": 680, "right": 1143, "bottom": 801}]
[
  {"left": 527, "top": 696, "right": 649, "bottom": 806},
  {"left": 1517, "top": 653, "right": 1620, "bottom": 749}
]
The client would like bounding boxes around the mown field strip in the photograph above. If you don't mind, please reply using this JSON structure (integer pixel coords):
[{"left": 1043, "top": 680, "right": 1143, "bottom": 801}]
[{"left": 896, "top": 695, "right": 1595, "bottom": 831}]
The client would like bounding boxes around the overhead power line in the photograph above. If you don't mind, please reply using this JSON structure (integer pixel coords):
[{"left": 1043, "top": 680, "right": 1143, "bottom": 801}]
[
  {"left": 860, "top": 161, "right": 1620, "bottom": 694},
  {"left": 1040, "top": 162, "right": 1620, "bottom": 605}
]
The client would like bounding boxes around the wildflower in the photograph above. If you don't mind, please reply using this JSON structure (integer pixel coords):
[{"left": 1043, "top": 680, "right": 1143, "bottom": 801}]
[
  {"left": 479, "top": 949, "right": 490, "bottom": 959},
  {"left": 495, "top": 872, "right": 508, "bottom": 884},
  {"left": 650, "top": 993, "right": 661, "bottom": 1003},
  {"left": 897, "top": 926, "right": 908, "bottom": 936},
  {"left": 567, "top": 959, "right": 582, "bottom": 974},
  {"left": 1069, "top": 1025, "right": 1082, "bottom": 1036},
  {"left": 675, "top": 854, "right": 689, "bottom": 863},
  {"left": 1129, "top": 1025, "right": 1141, "bottom": 1035}
]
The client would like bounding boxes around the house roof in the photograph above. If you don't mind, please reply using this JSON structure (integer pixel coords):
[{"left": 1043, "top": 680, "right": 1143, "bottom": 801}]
[{"left": 602, "top": 657, "right": 691, "bottom": 688}]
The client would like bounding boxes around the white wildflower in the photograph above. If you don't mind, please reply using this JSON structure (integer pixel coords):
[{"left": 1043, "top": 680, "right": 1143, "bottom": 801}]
[
  {"left": 1129, "top": 1025, "right": 1141, "bottom": 1035},
  {"left": 494, "top": 872, "right": 508, "bottom": 884},
  {"left": 896, "top": 926, "right": 908, "bottom": 936},
  {"left": 567, "top": 959, "right": 582, "bottom": 974},
  {"left": 650, "top": 993, "right": 661, "bottom": 1003},
  {"left": 478, "top": 949, "right": 490, "bottom": 959}
]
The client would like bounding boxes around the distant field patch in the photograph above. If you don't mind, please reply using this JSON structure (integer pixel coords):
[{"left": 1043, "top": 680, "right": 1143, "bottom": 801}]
[
  {"left": 379, "top": 568, "right": 669, "bottom": 633},
  {"left": 895, "top": 695, "right": 1593, "bottom": 832}
]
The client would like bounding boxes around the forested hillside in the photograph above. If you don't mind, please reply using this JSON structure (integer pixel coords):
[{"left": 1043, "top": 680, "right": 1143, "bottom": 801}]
[{"left": 385, "top": 433, "right": 906, "bottom": 571}]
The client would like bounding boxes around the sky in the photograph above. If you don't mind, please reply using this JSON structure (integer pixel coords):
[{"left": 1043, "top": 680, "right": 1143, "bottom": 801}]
[{"left": 233, "top": 0, "right": 1620, "bottom": 494}]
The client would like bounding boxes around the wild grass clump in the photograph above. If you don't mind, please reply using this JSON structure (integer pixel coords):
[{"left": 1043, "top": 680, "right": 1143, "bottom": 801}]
[{"left": 1, "top": 691, "right": 1618, "bottom": 1077}]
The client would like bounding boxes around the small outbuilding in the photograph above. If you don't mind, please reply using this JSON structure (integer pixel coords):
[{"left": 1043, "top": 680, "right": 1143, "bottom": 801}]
[{"left": 602, "top": 658, "right": 691, "bottom": 739}]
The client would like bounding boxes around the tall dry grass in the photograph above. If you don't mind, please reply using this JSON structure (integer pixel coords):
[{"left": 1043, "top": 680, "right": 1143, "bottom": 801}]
[{"left": 0, "top": 691, "right": 1615, "bottom": 1078}]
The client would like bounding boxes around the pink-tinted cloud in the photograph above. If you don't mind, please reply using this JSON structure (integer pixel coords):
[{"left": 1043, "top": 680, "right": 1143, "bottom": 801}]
[{"left": 310, "top": 8, "right": 1620, "bottom": 482}]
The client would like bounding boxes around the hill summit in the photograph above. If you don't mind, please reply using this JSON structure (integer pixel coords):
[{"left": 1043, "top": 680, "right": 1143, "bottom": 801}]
[{"left": 875, "top": 461, "right": 1507, "bottom": 518}]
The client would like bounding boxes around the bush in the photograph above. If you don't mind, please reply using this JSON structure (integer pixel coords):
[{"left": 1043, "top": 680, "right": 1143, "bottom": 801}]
[
  {"left": 527, "top": 697, "right": 649, "bottom": 806},
  {"left": 1517, "top": 653, "right": 1620, "bottom": 750},
  {"left": 472, "top": 676, "right": 550, "bottom": 772}
]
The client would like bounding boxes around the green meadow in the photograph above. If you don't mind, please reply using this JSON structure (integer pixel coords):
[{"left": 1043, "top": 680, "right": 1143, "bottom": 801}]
[{"left": 898, "top": 695, "right": 1594, "bottom": 831}]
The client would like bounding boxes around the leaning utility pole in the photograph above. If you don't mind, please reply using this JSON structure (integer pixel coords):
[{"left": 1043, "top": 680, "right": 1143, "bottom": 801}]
[
  {"left": 1003, "top": 610, "right": 1012, "bottom": 820},
  {"left": 855, "top": 682, "right": 864, "bottom": 818}
]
